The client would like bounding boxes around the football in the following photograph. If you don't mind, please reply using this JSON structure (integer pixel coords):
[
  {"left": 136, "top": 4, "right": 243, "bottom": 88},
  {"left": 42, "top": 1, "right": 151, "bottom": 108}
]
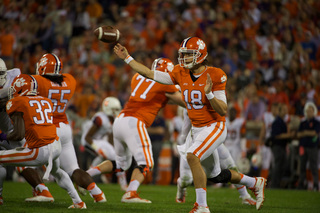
[{"left": 94, "top": 26, "right": 120, "bottom": 43}]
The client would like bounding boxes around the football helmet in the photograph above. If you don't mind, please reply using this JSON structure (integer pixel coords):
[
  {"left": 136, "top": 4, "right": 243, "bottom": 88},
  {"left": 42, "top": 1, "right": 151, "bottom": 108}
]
[
  {"left": 0, "top": 58, "right": 7, "bottom": 87},
  {"left": 151, "top": 58, "right": 174, "bottom": 72},
  {"left": 102, "top": 97, "right": 122, "bottom": 118},
  {"left": 9, "top": 74, "right": 38, "bottom": 99},
  {"left": 178, "top": 37, "right": 208, "bottom": 69},
  {"left": 36, "top": 53, "right": 63, "bottom": 75}
]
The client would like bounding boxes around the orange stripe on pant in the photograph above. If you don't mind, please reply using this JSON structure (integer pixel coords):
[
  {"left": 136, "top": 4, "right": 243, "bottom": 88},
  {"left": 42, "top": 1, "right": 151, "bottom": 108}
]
[
  {"left": 193, "top": 122, "right": 221, "bottom": 157},
  {"left": 141, "top": 122, "right": 153, "bottom": 168},
  {"left": 0, "top": 148, "right": 39, "bottom": 164},
  {"left": 137, "top": 120, "right": 150, "bottom": 166},
  {"left": 198, "top": 122, "right": 225, "bottom": 159}
]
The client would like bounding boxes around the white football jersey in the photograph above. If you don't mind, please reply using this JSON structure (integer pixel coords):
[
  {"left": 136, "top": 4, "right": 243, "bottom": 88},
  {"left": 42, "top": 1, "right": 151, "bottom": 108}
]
[
  {"left": 0, "top": 68, "right": 21, "bottom": 133},
  {"left": 262, "top": 112, "right": 275, "bottom": 139},
  {"left": 224, "top": 117, "right": 245, "bottom": 148},
  {"left": 81, "top": 111, "right": 112, "bottom": 145}
]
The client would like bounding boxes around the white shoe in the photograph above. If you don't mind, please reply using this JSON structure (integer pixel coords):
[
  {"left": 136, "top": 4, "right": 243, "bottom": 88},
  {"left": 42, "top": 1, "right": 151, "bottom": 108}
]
[
  {"left": 176, "top": 183, "right": 186, "bottom": 203},
  {"left": 68, "top": 201, "right": 87, "bottom": 209},
  {"left": 75, "top": 184, "right": 87, "bottom": 196},
  {"left": 25, "top": 190, "right": 54, "bottom": 202},
  {"left": 240, "top": 194, "right": 256, "bottom": 206},
  {"left": 92, "top": 192, "right": 107, "bottom": 203},
  {"left": 121, "top": 191, "right": 151, "bottom": 203},
  {"left": 189, "top": 202, "right": 210, "bottom": 213},
  {"left": 250, "top": 177, "right": 266, "bottom": 210}
]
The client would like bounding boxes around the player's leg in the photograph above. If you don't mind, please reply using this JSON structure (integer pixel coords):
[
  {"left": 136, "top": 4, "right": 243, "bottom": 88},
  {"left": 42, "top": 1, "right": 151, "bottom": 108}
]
[
  {"left": 18, "top": 167, "right": 54, "bottom": 202},
  {"left": 57, "top": 123, "right": 105, "bottom": 203},
  {"left": 217, "top": 144, "right": 256, "bottom": 206},
  {"left": 187, "top": 122, "right": 226, "bottom": 213},
  {"left": 114, "top": 116, "right": 152, "bottom": 203}
]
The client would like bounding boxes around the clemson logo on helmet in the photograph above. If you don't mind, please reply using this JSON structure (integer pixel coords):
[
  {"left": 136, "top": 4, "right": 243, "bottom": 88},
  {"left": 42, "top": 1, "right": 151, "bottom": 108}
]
[
  {"left": 39, "top": 56, "right": 48, "bottom": 67},
  {"left": 6, "top": 100, "right": 12, "bottom": 111},
  {"left": 167, "top": 62, "right": 174, "bottom": 72},
  {"left": 15, "top": 77, "right": 26, "bottom": 87},
  {"left": 197, "top": 39, "right": 205, "bottom": 50}
]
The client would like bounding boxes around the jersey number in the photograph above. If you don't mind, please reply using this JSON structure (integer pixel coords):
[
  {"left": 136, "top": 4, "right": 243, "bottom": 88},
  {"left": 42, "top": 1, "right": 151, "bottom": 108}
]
[
  {"left": 48, "top": 89, "right": 71, "bottom": 113},
  {"left": 131, "top": 75, "right": 156, "bottom": 99},
  {"left": 183, "top": 89, "right": 204, "bottom": 110},
  {"left": 29, "top": 100, "right": 53, "bottom": 124}
]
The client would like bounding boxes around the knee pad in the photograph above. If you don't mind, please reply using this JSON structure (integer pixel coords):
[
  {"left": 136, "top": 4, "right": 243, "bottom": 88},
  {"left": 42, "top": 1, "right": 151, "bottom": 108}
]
[
  {"left": 135, "top": 165, "right": 151, "bottom": 178},
  {"left": 208, "top": 169, "right": 231, "bottom": 183}
]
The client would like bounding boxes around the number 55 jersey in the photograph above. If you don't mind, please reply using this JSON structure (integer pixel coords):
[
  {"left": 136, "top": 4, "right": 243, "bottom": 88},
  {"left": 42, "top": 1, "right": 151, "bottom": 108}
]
[{"left": 32, "top": 73, "right": 76, "bottom": 127}]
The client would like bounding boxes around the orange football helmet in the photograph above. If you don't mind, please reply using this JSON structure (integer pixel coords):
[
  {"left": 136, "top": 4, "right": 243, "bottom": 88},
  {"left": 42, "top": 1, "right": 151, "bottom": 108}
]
[
  {"left": 178, "top": 37, "right": 208, "bottom": 69},
  {"left": 36, "top": 53, "right": 63, "bottom": 75},
  {"left": 151, "top": 58, "right": 174, "bottom": 72},
  {"left": 9, "top": 74, "right": 38, "bottom": 99}
]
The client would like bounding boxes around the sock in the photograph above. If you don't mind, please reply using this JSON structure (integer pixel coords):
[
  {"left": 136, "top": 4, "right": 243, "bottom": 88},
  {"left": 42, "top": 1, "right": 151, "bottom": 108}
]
[
  {"left": 35, "top": 183, "right": 49, "bottom": 192},
  {"left": 195, "top": 188, "right": 207, "bottom": 207},
  {"left": 126, "top": 180, "right": 140, "bottom": 192},
  {"left": 87, "top": 167, "right": 101, "bottom": 177},
  {"left": 234, "top": 184, "right": 249, "bottom": 197},
  {"left": 87, "top": 182, "right": 102, "bottom": 195},
  {"left": 238, "top": 174, "right": 256, "bottom": 188},
  {"left": 117, "top": 171, "right": 128, "bottom": 187}
]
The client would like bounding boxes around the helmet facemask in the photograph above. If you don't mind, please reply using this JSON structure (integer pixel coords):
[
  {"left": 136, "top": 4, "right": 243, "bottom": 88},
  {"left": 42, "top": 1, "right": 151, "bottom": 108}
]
[{"left": 178, "top": 49, "right": 201, "bottom": 69}]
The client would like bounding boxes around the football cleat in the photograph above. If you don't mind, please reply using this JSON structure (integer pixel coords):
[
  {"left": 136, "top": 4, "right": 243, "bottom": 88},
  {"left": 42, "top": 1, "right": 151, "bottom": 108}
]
[
  {"left": 25, "top": 189, "right": 54, "bottom": 202},
  {"left": 121, "top": 191, "right": 151, "bottom": 203},
  {"left": 75, "top": 184, "right": 87, "bottom": 196},
  {"left": 92, "top": 192, "right": 107, "bottom": 203},
  {"left": 0, "top": 196, "right": 3, "bottom": 205},
  {"left": 176, "top": 183, "right": 186, "bottom": 203},
  {"left": 68, "top": 201, "right": 87, "bottom": 209},
  {"left": 240, "top": 195, "right": 256, "bottom": 206},
  {"left": 250, "top": 177, "right": 266, "bottom": 210},
  {"left": 189, "top": 202, "right": 210, "bottom": 213}
]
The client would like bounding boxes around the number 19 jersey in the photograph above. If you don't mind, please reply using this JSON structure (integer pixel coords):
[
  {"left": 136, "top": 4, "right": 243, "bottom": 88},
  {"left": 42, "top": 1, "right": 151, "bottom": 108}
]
[
  {"left": 121, "top": 73, "right": 178, "bottom": 128},
  {"left": 33, "top": 74, "right": 76, "bottom": 126}
]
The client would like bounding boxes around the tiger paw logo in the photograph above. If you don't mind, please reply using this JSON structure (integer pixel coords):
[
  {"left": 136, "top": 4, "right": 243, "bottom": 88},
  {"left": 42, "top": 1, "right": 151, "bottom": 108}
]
[
  {"left": 15, "top": 77, "right": 26, "bottom": 87},
  {"left": 6, "top": 100, "right": 12, "bottom": 111},
  {"left": 39, "top": 56, "right": 48, "bottom": 67},
  {"left": 221, "top": 75, "right": 227, "bottom": 83},
  {"left": 197, "top": 39, "right": 205, "bottom": 50}
]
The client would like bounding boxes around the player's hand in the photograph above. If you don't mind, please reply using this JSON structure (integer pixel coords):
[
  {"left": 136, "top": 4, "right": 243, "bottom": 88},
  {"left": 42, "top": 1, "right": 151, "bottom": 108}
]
[
  {"left": 114, "top": 43, "right": 129, "bottom": 60},
  {"left": 204, "top": 73, "right": 213, "bottom": 94}
]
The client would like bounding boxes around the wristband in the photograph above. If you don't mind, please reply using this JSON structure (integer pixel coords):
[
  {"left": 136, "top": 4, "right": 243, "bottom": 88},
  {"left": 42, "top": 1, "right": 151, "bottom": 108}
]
[
  {"left": 124, "top": 55, "right": 134, "bottom": 64},
  {"left": 205, "top": 91, "right": 214, "bottom": 100}
]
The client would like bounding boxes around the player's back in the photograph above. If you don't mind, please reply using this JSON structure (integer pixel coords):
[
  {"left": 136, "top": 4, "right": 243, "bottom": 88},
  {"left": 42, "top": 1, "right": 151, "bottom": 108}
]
[
  {"left": 6, "top": 95, "right": 58, "bottom": 148},
  {"left": 33, "top": 74, "right": 76, "bottom": 126},
  {"left": 121, "top": 73, "right": 178, "bottom": 127},
  {"left": 225, "top": 117, "right": 245, "bottom": 147}
]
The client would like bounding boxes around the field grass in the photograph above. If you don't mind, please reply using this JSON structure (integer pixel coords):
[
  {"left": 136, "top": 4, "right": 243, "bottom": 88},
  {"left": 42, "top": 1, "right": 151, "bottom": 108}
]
[{"left": 1, "top": 181, "right": 320, "bottom": 213}]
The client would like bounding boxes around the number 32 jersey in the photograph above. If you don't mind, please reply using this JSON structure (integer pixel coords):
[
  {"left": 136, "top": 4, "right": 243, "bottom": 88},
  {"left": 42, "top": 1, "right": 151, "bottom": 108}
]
[
  {"left": 6, "top": 96, "right": 58, "bottom": 148},
  {"left": 121, "top": 73, "right": 178, "bottom": 128},
  {"left": 33, "top": 74, "right": 76, "bottom": 126}
]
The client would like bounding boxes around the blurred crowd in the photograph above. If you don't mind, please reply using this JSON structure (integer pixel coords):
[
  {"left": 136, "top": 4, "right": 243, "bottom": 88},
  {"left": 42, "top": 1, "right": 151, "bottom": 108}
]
[{"left": 1, "top": 0, "right": 320, "bottom": 190}]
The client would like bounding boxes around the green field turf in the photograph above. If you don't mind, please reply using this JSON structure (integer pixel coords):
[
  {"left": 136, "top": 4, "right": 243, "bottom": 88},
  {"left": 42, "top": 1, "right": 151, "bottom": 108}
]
[{"left": 1, "top": 181, "right": 320, "bottom": 212}]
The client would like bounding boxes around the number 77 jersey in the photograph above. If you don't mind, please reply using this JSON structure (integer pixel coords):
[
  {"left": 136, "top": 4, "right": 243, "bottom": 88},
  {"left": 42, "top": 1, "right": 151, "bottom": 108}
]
[
  {"left": 32, "top": 74, "right": 76, "bottom": 126},
  {"left": 121, "top": 73, "right": 178, "bottom": 128}
]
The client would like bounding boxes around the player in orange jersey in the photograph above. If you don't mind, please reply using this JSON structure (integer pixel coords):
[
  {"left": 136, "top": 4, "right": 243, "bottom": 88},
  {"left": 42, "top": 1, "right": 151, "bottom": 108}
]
[
  {"left": 28, "top": 53, "right": 106, "bottom": 203},
  {"left": 0, "top": 74, "right": 86, "bottom": 209},
  {"left": 85, "top": 57, "right": 183, "bottom": 203},
  {"left": 114, "top": 37, "right": 266, "bottom": 212},
  {"left": 0, "top": 58, "right": 54, "bottom": 204}
]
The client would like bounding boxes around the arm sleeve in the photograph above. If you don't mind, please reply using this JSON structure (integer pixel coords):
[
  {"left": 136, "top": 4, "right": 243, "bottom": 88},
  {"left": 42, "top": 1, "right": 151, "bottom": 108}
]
[
  {"left": 0, "top": 87, "right": 9, "bottom": 99},
  {"left": 154, "top": 70, "right": 174, "bottom": 85},
  {"left": 213, "top": 90, "right": 227, "bottom": 104}
]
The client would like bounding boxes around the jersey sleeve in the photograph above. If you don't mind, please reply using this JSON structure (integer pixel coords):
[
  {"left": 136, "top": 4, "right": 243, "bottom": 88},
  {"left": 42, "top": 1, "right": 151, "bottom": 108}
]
[
  {"left": 6, "top": 98, "right": 23, "bottom": 116},
  {"left": 211, "top": 68, "right": 227, "bottom": 91},
  {"left": 165, "top": 84, "right": 179, "bottom": 93}
]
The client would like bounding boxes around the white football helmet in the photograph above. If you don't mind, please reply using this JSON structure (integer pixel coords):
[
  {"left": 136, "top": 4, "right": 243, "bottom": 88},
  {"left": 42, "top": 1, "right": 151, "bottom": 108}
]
[
  {"left": 102, "top": 97, "right": 122, "bottom": 118},
  {"left": 236, "top": 157, "right": 251, "bottom": 174},
  {"left": 0, "top": 58, "right": 7, "bottom": 87}
]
